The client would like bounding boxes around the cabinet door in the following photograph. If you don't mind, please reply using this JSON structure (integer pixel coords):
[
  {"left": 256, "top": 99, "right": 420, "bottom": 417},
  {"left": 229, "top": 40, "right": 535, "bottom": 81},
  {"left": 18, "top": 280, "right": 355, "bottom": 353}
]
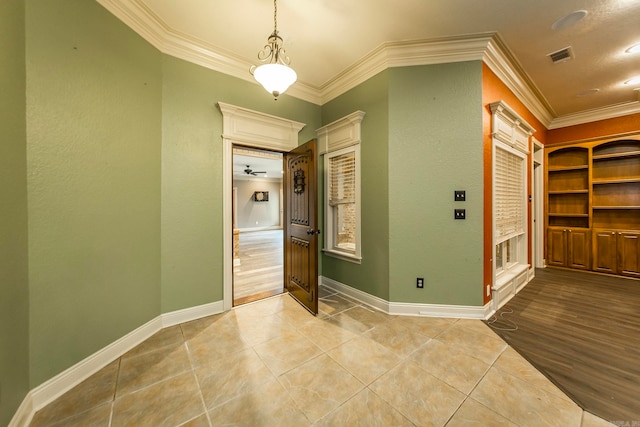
[
  {"left": 593, "top": 230, "right": 617, "bottom": 274},
  {"left": 547, "top": 228, "right": 567, "bottom": 267},
  {"left": 618, "top": 232, "right": 640, "bottom": 278},
  {"left": 567, "top": 229, "right": 590, "bottom": 270}
]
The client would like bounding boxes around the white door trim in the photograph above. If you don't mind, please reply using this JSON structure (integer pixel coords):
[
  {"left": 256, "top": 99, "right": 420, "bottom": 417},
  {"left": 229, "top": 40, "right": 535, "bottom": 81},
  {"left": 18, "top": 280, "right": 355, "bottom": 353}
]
[
  {"left": 217, "top": 103, "right": 305, "bottom": 310},
  {"left": 533, "top": 138, "right": 544, "bottom": 268}
]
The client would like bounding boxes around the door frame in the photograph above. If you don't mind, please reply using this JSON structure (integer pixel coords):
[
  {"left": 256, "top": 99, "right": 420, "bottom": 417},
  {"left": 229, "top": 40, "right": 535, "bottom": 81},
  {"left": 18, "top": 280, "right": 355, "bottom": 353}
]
[
  {"left": 218, "top": 102, "right": 305, "bottom": 310},
  {"left": 532, "top": 138, "right": 545, "bottom": 269}
]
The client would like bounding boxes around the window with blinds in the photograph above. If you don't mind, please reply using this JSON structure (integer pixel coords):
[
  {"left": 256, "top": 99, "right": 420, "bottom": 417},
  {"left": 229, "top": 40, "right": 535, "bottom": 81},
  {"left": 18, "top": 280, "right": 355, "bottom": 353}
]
[
  {"left": 328, "top": 150, "right": 356, "bottom": 253},
  {"left": 494, "top": 145, "right": 525, "bottom": 244}
]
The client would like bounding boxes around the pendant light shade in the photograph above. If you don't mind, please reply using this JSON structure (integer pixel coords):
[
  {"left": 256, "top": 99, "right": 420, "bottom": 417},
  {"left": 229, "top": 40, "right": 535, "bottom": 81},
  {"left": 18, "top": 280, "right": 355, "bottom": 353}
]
[
  {"left": 250, "top": 0, "right": 296, "bottom": 99},
  {"left": 253, "top": 63, "right": 297, "bottom": 98}
]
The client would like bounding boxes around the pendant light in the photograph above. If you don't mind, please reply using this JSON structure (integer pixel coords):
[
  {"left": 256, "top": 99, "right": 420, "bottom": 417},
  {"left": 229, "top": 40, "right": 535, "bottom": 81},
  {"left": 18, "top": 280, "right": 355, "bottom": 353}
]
[{"left": 250, "top": 0, "right": 297, "bottom": 99}]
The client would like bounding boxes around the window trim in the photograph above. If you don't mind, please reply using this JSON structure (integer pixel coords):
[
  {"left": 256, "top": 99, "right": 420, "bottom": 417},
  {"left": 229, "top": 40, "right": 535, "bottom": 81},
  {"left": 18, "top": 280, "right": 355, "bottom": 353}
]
[
  {"left": 490, "top": 101, "right": 533, "bottom": 286},
  {"left": 323, "top": 144, "right": 362, "bottom": 263},
  {"left": 317, "top": 110, "right": 365, "bottom": 264},
  {"left": 493, "top": 140, "right": 528, "bottom": 279}
]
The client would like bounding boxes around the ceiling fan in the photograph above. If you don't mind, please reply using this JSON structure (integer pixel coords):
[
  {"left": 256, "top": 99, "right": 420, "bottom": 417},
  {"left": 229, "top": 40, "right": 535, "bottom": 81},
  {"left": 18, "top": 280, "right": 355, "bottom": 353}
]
[{"left": 243, "top": 165, "right": 266, "bottom": 176}]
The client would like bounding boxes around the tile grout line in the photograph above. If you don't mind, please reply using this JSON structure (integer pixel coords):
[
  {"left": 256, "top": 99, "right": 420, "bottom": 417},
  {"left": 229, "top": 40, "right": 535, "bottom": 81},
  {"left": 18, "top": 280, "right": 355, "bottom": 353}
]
[
  {"left": 106, "top": 357, "right": 122, "bottom": 427},
  {"left": 180, "top": 323, "right": 214, "bottom": 427}
]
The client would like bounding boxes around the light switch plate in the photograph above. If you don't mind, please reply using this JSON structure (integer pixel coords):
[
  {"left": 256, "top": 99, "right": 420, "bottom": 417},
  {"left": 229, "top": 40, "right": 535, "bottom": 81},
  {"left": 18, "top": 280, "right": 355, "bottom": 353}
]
[
  {"left": 454, "top": 190, "right": 466, "bottom": 201},
  {"left": 454, "top": 209, "right": 466, "bottom": 219}
]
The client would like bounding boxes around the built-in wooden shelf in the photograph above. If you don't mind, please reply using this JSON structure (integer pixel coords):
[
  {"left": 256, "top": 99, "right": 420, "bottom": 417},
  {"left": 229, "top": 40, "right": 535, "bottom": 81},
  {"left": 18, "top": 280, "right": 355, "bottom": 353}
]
[
  {"left": 592, "top": 178, "right": 640, "bottom": 185},
  {"left": 593, "top": 206, "right": 640, "bottom": 210},
  {"left": 548, "top": 190, "right": 589, "bottom": 194},
  {"left": 548, "top": 165, "right": 589, "bottom": 172},
  {"left": 548, "top": 213, "right": 590, "bottom": 217},
  {"left": 592, "top": 150, "right": 640, "bottom": 160},
  {"left": 546, "top": 136, "right": 640, "bottom": 278}
]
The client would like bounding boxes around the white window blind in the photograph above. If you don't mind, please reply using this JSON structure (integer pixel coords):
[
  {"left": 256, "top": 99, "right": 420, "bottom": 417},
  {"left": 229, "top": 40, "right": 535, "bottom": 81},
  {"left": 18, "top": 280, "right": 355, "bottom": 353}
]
[
  {"left": 329, "top": 152, "right": 356, "bottom": 206},
  {"left": 328, "top": 151, "right": 356, "bottom": 253},
  {"left": 495, "top": 145, "right": 524, "bottom": 243}
]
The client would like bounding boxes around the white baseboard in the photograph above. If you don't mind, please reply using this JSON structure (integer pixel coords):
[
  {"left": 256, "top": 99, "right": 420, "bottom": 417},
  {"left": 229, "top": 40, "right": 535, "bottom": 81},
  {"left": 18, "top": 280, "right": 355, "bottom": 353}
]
[
  {"left": 237, "top": 226, "right": 283, "bottom": 232},
  {"left": 320, "top": 276, "right": 492, "bottom": 319},
  {"left": 320, "top": 276, "right": 389, "bottom": 313},
  {"left": 7, "top": 392, "right": 33, "bottom": 427},
  {"left": 29, "top": 317, "right": 164, "bottom": 414},
  {"left": 161, "top": 300, "right": 224, "bottom": 328},
  {"left": 491, "top": 266, "right": 534, "bottom": 314},
  {"left": 389, "top": 301, "right": 493, "bottom": 319},
  {"left": 10, "top": 299, "right": 224, "bottom": 427}
]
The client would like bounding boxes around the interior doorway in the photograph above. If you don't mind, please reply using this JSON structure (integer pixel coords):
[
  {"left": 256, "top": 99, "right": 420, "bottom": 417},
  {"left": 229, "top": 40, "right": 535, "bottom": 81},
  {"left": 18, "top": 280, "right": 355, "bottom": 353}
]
[{"left": 232, "top": 146, "right": 285, "bottom": 306}]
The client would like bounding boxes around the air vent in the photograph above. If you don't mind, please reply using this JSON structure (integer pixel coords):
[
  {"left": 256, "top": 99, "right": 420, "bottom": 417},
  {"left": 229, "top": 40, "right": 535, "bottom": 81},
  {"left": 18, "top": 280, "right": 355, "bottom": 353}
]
[{"left": 548, "top": 46, "right": 574, "bottom": 64}]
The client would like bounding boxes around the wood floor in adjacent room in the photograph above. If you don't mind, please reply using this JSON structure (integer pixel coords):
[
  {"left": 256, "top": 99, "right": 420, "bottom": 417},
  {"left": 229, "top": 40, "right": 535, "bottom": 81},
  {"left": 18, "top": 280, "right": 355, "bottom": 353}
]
[
  {"left": 486, "top": 267, "right": 640, "bottom": 423},
  {"left": 233, "top": 229, "right": 284, "bottom": 306}
]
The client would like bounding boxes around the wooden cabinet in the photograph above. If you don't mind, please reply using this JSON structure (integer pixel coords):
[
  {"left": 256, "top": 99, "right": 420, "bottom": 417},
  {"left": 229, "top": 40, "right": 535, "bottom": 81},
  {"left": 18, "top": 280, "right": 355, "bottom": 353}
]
[
  {"left": 547, "top": 227, "right": 590, "bottom": 269},
  {"left": 546, "top": 136, "right": 640, "bottom": 277},
  {"left": 618, "top": 231, "right": 640, "bottom": 278},
  {"left": 592, "top": 230, "right": 617, "bottom": 274},
  {"left": 593, "top": 230, "right": 640, "bottom": 277}
]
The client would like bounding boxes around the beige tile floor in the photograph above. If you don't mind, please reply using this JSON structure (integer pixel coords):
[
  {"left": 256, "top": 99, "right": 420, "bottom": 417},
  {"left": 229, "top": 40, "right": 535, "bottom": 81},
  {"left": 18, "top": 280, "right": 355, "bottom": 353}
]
[{"left": 29, "top": 288, "right": 617, "bottom": 427}]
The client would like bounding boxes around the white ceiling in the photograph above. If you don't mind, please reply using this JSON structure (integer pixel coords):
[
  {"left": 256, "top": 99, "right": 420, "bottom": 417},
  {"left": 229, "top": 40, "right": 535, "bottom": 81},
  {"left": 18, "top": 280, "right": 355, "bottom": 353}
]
[
  {"left": 233, "top": 153, "right": 283, "bottom": 180},
  {"left": 100, "top": 0, "right": 640, "bottom": 128}
]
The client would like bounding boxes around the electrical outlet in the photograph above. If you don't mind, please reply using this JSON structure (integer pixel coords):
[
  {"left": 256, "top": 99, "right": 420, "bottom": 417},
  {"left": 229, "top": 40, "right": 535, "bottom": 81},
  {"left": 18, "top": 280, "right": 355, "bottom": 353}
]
[
  {"left": 454, "top": 190, "right": 466, "bottom": 201},
  {"left": 454, "top": 209, "right": 466, "bottom": 219},
  {"left": 417, "top": 278, "right": 424, "bottom": 288}
]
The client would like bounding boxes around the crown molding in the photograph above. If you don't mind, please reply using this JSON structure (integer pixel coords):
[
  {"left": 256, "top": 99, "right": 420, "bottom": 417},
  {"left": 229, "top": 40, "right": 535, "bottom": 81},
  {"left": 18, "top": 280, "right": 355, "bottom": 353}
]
[
  {"left": 548, "top": 99, "right": 640, "bottom": 129},
  {"left": 96, "top": 0, "right": 321, "bottom": 104},
  {"left": 319, "top": 34, "right": 497, "bottom": 105},
  {"left": 97, "top": 0, "right": 637, "bottom": 128},
  {"left": 483, "top": 36, "right": 555, "bottom": 128}
]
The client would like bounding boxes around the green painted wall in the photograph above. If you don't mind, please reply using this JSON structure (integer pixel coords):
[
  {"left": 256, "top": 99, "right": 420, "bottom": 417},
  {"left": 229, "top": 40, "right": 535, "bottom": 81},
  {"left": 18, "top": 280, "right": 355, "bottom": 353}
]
[
  {"left": 160, "top": 55, "right": 321, "bottom": 312},
  {"left": 26, "top": 0, "right": 162, "bottom": 387},
  {"left": 388, "top": 62, "right": 484, "bottom": 306},
  {"left": 8, "top": 1, "right": 482, "bottom": 416},
  {"left": 0, "top": 0, "right": 30, "bottom": 423},
  {"left": 321, "top": 72, "right": 391, "bottom": 300}
]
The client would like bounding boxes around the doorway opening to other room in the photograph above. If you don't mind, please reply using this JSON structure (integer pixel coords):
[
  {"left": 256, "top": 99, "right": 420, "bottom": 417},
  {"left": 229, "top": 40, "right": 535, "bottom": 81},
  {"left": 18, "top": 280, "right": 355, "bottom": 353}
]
[{"left": 232, "top": 146, "right": 284, "bottom": 306}]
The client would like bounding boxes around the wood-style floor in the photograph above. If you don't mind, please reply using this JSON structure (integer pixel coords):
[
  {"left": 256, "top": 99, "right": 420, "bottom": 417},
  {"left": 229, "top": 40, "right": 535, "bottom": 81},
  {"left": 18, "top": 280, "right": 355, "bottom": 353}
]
[
  {"left": 486, "top": 267, "right": 640, "bottom": 423},
  {"left": 233, "top": 229, "right": 284, "bottom": 306}
]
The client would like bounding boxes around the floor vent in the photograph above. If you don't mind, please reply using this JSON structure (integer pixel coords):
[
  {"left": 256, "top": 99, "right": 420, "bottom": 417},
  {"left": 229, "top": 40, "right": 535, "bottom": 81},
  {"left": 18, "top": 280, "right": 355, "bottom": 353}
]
[{"left": 548, "top": 46, "right": 574, "bottom": 64}]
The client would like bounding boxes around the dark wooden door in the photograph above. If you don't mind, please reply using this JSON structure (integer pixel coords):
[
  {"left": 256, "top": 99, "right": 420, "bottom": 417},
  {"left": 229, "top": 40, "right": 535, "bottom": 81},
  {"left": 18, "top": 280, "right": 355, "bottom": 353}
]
[{"left": 284, "top": 139, "right": 319, "bottom": 314}]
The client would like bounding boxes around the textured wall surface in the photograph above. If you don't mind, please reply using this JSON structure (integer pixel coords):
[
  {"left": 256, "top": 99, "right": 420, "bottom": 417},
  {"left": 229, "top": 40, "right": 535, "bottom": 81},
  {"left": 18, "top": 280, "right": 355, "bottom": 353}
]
[
  {"left": 321, "top": 72, "right": 391, "bottom": 300},
  {"left": 546, "top": 112, "right": 640, "bottom": 145},
  {"left": 0, "top": 0, "right": 30, "bottom": 424},
  {"left": 160, "top": 54, "right": 321, "bottom": 313},
  {"left": 26, "top": 0, "right": 162, "bottom": 387},
  {"left": 235, "top": 179, "right": 282, "bottom": 229},
  {"left": 388, "top": 62, "right": 484, "bottom": 306}
]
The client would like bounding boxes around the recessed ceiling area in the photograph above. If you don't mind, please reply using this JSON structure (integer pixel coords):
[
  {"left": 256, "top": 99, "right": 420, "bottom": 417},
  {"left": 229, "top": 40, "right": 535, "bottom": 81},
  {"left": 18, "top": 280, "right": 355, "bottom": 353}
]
[{"left": 101, "top": 0, "right": 640, "bottom": 125}]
